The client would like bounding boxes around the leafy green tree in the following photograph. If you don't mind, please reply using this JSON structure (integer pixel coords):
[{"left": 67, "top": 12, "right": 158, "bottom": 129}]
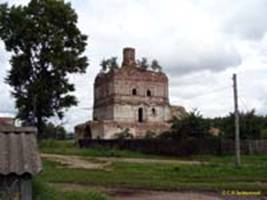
[
  {"left": 100, "top": 57, "right": 119, "bottom": 72},
  {"left": 137, "top": 57, "right": 149, "bottom": 70},
  {"left": 159, "top": 109, "right": 210, "bottom": 140},
  {"left": 109, "top": 57, "right": 119, "bottom": 70},
  {"left": 43, "top": 122, "right": 67, "bottom": 140},
  {"left": 100, "top": 59, "right": 109, "bottom": 72},
  {"left": 151, "top": 59, "right": 162, "bottom": 72},
  {"left": 0, "top": 0, "right": 88, "bottom": 138},
  {"left": 209, "top": 109, "right": 266, "bottom": 140},
  {"left": 261, "top": 128, "right": 267, "bottom": 139}
]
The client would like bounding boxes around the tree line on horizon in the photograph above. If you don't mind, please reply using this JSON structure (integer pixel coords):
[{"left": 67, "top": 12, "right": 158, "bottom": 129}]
[{"left": 159, "top": 109, "right": 267, "bottom": 141}]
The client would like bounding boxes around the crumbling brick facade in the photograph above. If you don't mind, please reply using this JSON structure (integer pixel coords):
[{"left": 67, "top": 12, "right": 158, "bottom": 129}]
[{"left": 75, "top": 48, "right": 186, "bottom": 139}]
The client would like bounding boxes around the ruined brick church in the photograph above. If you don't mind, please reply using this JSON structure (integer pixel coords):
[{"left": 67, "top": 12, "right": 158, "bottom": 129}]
[{"left": 75, "top": 48, "right": 186, "bottom": 139}]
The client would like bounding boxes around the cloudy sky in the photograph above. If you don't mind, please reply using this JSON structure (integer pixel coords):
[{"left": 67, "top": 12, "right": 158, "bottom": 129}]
[{"left": 1, "top": 0, "right": 267, "bottom": 131}]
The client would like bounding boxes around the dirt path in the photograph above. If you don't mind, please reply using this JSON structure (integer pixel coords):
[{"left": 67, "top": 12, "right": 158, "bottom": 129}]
[
  {"left": 41, "top": 154, "right": 111, "bottom": 169},
  {"left": 96, "top": 157, "right": 204, "bottom": 165},
  {"left": 53, "top": 183, "right": 266, "bottom": 200},
  {"left": 52, "top": 183, "right": 224, "bottom": 200},
  {"left": 41, "top": 153, "right": 204, "bottom": 170},
  {"left": 108, "top": 188, "right": 223, "bottom": 200}
]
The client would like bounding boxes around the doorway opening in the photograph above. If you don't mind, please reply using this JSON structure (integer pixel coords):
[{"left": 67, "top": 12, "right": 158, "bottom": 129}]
[{"left": 138, "top": 108, "right": 143, "bottom": 122}]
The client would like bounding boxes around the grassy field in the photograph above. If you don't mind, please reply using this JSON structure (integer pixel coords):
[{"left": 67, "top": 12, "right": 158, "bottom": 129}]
[
  {"left": 36, "top": 140, "right": 267, "bottom": 199},
  {"left": 33, "top": 179, "right": 107, "bottom": 200}
]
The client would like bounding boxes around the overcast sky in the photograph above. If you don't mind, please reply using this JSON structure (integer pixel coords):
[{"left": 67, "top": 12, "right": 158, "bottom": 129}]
[{"left": 1, "top": 0, "right": 267, "bottom": 131}]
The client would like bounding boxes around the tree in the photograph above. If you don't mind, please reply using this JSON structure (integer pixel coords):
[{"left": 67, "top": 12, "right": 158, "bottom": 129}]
[
  {"left": 100, "top": 57, "right": 119, "bottom": 72},
  {"left": 208, "top": 109, "right": 266, "bottom": 140},
  {"left": 159, "top": 109, "right": 210, "bottom": 140},
  {"left": 109, "top": 57, "right": 119, "bottom": 70},
  {"left": 151, "top": 59, "right": 162, "bottom": 72},
  {"left": 137, "top": 57, "right": 149, "bottom": 70},
  {"left": 0, "top": 0, "right": 88, "bottom": 139},
  {"left": 100, "top": 59, "right": 109, "bottom": 72},
  {"left": 43, "top": 122, "right": 67, "bottom": 140}
]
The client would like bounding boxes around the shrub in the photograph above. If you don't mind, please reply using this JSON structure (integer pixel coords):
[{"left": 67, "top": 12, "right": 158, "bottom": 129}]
[
  {"left": 261, "top": 129, "right": 267, "bottom": 139},
  {"left": 144, "top": 131, "right": 157, "bottom": 139},
  {"left": 114, "top": 128, "right": 133, "bottom": 140}
]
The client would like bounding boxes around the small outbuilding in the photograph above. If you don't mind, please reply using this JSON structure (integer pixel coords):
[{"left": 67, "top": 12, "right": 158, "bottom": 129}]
[{"left": 0, "top": 126, "right": 42, "bottom": 200}]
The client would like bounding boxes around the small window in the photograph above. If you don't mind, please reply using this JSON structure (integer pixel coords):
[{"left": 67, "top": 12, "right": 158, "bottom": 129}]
[
  {"left": 152, "top": 108, "right": 156, "bottom": 116},
  {"left": 132, "top": 88, "right": 137, "bottom": 95},
  {"left": 147, "top": 90, "right": 151, "bottom": 97}
]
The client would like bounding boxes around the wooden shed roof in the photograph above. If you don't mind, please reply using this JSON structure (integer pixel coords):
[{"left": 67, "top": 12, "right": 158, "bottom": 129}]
[{"left": 0, "top": 126, "right": 42, "bottom": 176}]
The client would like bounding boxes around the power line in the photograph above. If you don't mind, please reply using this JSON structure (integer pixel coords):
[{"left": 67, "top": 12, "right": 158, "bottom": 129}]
[
  {"left": 239, "top": 96, "right": 250, "bottom": 112},
  {"left": 183, "top": 85, "right": 231, "bottom": 100}
]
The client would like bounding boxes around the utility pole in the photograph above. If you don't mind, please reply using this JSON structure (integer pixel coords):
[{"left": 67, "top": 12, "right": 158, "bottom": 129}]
[
  {"left": 233, "top": 74, "right": 241, "bottom": 166},
  {"left": 33, "top": 94, "right": 37, "bottom": 126}
]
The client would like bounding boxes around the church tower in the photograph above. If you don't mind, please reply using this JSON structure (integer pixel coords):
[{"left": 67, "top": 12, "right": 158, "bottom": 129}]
[{"left": 75, "top": 48, "right": 186, "bottom": 139}]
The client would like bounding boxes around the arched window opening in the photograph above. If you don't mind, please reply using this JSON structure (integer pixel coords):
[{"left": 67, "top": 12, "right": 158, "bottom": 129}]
[
  {"left": 138, "top": 108, "right": 143, "bottom": 122},
  {"left": 147, "top": 90, "right": 151, "bottom": 97},
  {"left": 152, "top": 108, "right": 156, "bottom": 116},
  {"left": 132, "top": 88, "right": 137, "bottom": 95}
]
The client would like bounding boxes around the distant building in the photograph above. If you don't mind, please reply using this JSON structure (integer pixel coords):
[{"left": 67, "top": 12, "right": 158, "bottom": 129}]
[
  {"left": 208, "top": 127, "right": 221, "bottom": 137},
  {"left": 0, "top": 126, "right": 42, "bottom": 200},
  {"left": 75, "top": 48, "right": 186, "bottom": 139},
  {"left": 0, "top": 117, "right": 15, "bottom": 126}
]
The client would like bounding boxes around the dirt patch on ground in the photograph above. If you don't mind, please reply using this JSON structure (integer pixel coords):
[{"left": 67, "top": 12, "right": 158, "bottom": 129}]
[
  {"left": 97, "top": 157, "right": 205, "bottom": 165},
  {"left": 108, "top": 189, "right": 266, "bottom": 200},
  {"left": 42, "top": 153, "right": 204, "bottom": 169},
  {"left": 52, "top": 183, "right": 225, "bottom": 200},
  {"left": 53, "top": 183, "right": 266, "bottom": 200},
  {"left": 41, "top": 154, "right": 111, "bottom": 170},
  {"left": 107, "top": 188, "right": 223, "bottom": 200}
]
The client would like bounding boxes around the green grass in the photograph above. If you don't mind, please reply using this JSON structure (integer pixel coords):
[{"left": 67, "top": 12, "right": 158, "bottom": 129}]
[
  {"left": 39, "top": 158, "right": 267, "bottom": 192},
  {"left": 39, "top": 139, "right": 267, "bottom": 194},
  {"left": 33, "top": 178, "right": 108, "bottom": 200},
  {"left": 191, "top": 154, "right": 267, "bottom": 165}
]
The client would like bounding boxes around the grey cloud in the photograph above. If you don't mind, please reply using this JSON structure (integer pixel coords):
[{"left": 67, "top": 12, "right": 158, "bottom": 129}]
[
  {"left": 192, "top": 0, "right": 267, "bottom": 41},
  {"left": 223, "top": 0, "right": 267, "bottom": 40},
  {"left": 71, "top": 0, "right": 244, "bottom": 77},
  {"left": 152, "top": 41, "right": 242, "bottom": 76},
  {"left": 0, "top": 43, "right": 15, "bottom": 116}
]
